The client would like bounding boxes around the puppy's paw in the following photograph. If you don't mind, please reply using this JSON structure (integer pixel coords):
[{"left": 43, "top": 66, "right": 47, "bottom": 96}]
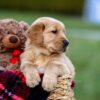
[
  {"left": 25, "top": 69, "right": 41, "bottom": 88},
  {"left": 42, "top": 74, "right": 57, "bottom": 92}
]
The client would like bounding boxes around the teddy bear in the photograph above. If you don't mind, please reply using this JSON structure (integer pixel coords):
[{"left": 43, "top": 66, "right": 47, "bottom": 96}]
[{"left": 0, "top": 19, "right": 29, "bottom": 70}]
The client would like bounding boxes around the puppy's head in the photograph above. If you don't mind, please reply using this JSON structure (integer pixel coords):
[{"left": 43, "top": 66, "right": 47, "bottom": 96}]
[{"left": 27, "top": 17, "right": 69, "bottom": 53}]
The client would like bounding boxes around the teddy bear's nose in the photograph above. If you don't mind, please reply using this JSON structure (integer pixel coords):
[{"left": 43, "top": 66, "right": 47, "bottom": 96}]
[
  {"left": 9, "top": 36, "right": 18, "bottom": 43},
  {"left": 2, "top": 35, "right": 21, "bottom": 48}
]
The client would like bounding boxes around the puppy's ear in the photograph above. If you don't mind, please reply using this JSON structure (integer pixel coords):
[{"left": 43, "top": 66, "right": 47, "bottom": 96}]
[{"left": 27, "top": 22, "right": 45, "bottom": 46}]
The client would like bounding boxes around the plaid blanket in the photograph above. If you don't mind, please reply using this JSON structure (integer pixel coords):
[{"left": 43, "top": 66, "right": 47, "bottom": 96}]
[{"left": 0, "top": 70, "right": 49, "bottom": 100}]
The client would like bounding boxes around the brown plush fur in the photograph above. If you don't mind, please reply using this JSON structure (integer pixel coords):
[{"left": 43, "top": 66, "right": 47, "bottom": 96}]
[
  {"left": 20, "top": 17, "right": 75, "bottom": 91},
  {"left": 0, "top": 19, "right": 29, "bottom": 70}
]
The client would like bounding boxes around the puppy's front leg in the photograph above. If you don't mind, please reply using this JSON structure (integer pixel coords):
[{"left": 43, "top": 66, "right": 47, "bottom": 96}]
[
  {"left": 42, "top": 65, "right": 62, "bottom": 92},
  {"left": 21, "top": 65, "right": 41, "bottom": 87},
  {"left": 20, "top": 52, "right": 41, "bottom": 88}
]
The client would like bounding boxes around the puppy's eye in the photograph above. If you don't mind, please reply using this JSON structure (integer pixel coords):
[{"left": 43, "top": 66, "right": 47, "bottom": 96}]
[{"left": 51, "top": 30, "right": 57, "bottom": 34}]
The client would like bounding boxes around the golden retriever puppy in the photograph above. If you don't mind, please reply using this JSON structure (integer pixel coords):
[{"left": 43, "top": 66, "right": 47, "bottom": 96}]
[{"left": 20, "top": 17, "right": 75, "bottom": 91}]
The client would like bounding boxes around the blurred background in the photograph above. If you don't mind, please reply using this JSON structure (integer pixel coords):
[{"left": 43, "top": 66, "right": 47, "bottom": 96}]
[{"left": 0, "top": 0, "right": 100, "bottom": 100}]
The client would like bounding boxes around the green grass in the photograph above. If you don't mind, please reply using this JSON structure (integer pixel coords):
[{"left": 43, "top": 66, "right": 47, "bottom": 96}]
[
  {"left": 68, "top": 36, "right": 100, "bottom": 100},
  {"left": 0, "top": 9, "right": 100, "bottom": 100}
]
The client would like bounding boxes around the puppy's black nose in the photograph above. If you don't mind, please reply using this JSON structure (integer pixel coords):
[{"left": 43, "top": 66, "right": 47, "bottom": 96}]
[{"left": 63, "top": 40, "right": 69, "bottom": 51}]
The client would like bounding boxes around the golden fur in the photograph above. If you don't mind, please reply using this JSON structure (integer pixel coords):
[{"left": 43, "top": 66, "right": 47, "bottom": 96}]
[{"left": 20, "top": 17, "right": 75, "bottom": 91}]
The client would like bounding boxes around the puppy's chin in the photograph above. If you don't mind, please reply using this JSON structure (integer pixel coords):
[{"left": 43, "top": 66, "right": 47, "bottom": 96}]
[
  {"left": 62, "top": 47, "right": 67, "bottom": 52},
  {"left": 48, "top": 47, "right": 65, "bottom": 54}
]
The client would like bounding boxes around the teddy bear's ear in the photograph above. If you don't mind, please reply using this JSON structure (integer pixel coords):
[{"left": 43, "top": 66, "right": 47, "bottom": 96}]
[{"left": 19, "top": 21, "right": 29, "bottom": 32}]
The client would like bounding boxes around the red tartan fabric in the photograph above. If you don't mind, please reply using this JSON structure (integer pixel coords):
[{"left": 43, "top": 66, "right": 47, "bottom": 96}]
[
  {"left": 0, "top": 70, "right": 49, "bottom": 100},
  {"left": 0, "top": 70, "right": 30, "bottom": 100}
]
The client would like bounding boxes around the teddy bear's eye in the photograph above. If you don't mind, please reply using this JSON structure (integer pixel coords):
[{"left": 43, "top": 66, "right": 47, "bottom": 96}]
[
  {"left": 0, "top": 37, "right": 2, "bottom": 41},
  {"left": 7, "top": 32, "right": 10, "bottom": 34}
]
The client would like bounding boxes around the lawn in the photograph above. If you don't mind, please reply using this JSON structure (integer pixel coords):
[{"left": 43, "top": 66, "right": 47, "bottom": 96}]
[{"left": 0, "top": 9, "right": 100, "bottom": 100}]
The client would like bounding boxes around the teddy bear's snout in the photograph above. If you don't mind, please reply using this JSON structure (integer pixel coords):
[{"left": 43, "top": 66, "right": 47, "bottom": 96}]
[
  {"left": 2, "top": 35, "right": 21, "bottom": 48},
  {"left": 9, "top": 36, "right": 18, "bottom": 43}
]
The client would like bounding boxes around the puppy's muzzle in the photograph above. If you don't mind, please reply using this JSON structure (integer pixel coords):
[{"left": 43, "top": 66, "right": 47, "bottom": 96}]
[{"left": 62, "top": 40, "right": 69, "bottom": 52}]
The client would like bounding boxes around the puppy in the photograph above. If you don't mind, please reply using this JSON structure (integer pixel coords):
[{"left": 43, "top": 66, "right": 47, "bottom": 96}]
[{"left": 20, "top": 17, "right": 75, "bottom": 91}]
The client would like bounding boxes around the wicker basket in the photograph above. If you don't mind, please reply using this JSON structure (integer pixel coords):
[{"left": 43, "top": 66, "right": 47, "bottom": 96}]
[{"left": 47, "top": 74, "right": 75, "bottom": 100}]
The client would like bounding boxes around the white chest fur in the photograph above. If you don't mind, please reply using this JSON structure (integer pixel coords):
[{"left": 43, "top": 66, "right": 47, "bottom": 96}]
[{"left": 35, "top": 55, "right": 50, "bottom": 74}]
